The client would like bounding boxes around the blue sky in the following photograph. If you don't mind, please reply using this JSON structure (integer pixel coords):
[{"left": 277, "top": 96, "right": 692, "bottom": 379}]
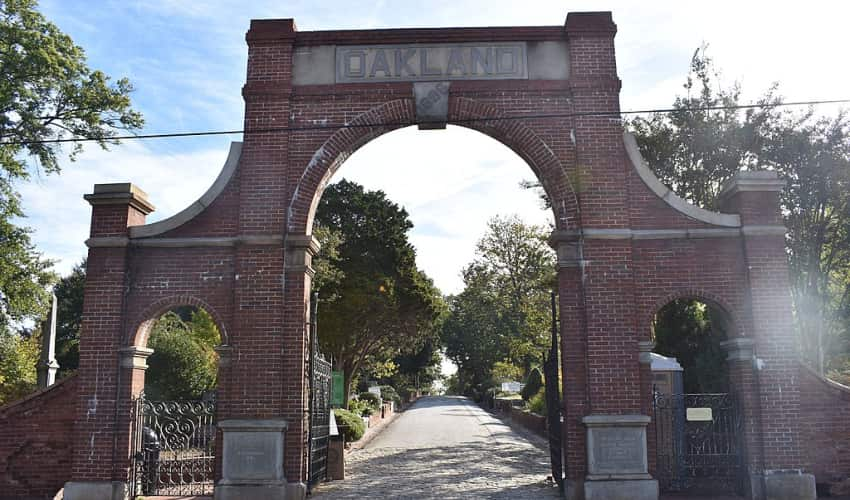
[{"left": 20, "top": 0, "right": 850, "bottom": 295}]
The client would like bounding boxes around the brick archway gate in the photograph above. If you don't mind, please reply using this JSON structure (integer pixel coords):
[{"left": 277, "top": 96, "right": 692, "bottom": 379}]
[{"left": 63, "top": 12, "right": 816, "bottom": 500}]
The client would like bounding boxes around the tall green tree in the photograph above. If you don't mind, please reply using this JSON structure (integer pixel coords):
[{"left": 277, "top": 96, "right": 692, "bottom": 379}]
[
  {"left": 0, "top": 0, "right": 143, "bottom": 399},
  {"left": 54, "top": 259, "right": 84, "bottom": 377},
  {"left": 441, "top": 215, "right": 556, "bottom": 397},
  {"left": 630, "top": 47, "right": 850, "bottom": 377},
  {"left": 312, "top": 180, "right": 445, "bottom": 406}
]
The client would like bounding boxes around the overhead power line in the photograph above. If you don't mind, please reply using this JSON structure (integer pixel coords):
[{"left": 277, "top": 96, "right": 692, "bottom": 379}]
[{"left": 1, "top": 98, "right": 848, "bottom": 146}]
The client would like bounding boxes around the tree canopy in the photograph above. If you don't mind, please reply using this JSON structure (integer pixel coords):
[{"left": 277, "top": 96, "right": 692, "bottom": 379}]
[
  {"left": 312, "top": 179, "right": 445, "bottom": 405},
  {"left": 630, "top": 46, "right": 850, "bottom": 380},
  {"left": 441, "top": 215, "right": 555, "bottom": 398}
]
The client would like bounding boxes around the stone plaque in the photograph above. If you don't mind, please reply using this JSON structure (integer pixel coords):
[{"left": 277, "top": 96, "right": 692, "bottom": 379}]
[
  {"left": 591, "top": 428, "right": 644, "bottom": 474},
  {"left": 223, "top": 431, "right": 279, "bottom": 481},
  {"left": 336, "top": 43, "right": 527, "bottom": 83}
]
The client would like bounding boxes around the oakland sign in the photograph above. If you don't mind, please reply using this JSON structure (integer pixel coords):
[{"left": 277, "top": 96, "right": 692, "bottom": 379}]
[{"left": 336, "top": 43, "right": 528, "bottom": 83}]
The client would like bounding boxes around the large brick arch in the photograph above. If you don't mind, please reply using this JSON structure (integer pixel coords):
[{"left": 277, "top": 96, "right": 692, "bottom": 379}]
[
  {"left": 45, "top": 11, "right": 824, "bottom": 500},
  {"left": 287, "top": 97, "right": 578, "bottom": 235}
]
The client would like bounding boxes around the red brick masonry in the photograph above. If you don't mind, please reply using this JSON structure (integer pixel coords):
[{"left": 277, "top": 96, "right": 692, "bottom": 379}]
[
  {"left": 798, "top": 364, "right": 850, "bottom": 487},
  {"left": 0, "top": 375, "right": 78, "bottom": 500}
]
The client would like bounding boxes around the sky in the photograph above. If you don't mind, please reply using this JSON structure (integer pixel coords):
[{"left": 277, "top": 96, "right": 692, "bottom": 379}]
[{"left": 19, "top": 0, "right": 850, "bottom": 298}]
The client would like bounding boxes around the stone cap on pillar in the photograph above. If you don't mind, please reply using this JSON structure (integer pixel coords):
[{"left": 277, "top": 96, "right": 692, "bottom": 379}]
[
  {"left": 718, "top": 171, "right": 785, "bottom": 200},
  {"left": 720, "top": 337, "right": 755, "bottom": 362},
  {"left": 119, "top": 346, "right": 154, "bottom": 370},
  {"left": 564, "top": 11, "right": 616, "bottom": 36},
  {"left": 717, "top": 171, "right": 786, "bottom": 226},
  {"left": 84, "top": 183, "right": 155, "bottom": 214}
]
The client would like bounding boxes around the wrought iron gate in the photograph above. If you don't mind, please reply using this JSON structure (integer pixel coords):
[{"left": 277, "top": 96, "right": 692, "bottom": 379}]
[
  {"left": 132, "top": 393, "right": 216, "bottom": 497},
  {"left": 307, "top": 292, "right": 332, "bottom": 489},
  {"left": 544, "top": 291, "right": 564, "bottom": 492},
  {"left": 653, "top": 392, "right": 743, "bottom": 494},
  {"left": 308, "top": 351, "right": 332, "bottom": 487}
]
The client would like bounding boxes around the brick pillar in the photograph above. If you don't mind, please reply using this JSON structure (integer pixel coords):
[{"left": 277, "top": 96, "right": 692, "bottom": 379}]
[
  {"left": 552, "top": 232, "right": 588, "bottom": 492},
  {"left": 718, "top": 172, "right": 816, "bottom": 500},
  {"left": 65, "top": 184, "right": 154, "bottom": 500},
  {"left": 721, "top": 337, "right": 765, "bottom": 498},
  {"left": 565, "top": 12, "right": 657, "bottom": 500}
]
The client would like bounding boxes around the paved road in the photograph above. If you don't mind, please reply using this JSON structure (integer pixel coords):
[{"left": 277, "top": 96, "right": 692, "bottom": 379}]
[{"left": 311, "top": 396, "right": 561, "bottom": 499}]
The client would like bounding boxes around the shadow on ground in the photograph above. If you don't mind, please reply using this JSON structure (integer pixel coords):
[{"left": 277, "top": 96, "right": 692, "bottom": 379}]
[{"left": 311, "top": 439, "right": 560, "bottom": 499}]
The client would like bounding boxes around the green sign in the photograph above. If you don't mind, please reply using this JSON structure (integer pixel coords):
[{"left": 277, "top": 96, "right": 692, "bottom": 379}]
[{"left": 331, "top": 371, "right": 344, "bottom": 407}]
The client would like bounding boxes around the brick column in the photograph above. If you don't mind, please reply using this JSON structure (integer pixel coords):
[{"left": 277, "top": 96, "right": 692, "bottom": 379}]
[
  {"left": 721, "top": 337, "right": 765, "bottom": 498},
  {"left": 65, "top": 184, "right": 154, "bottom": 500},
  {"left": 552, "top": 232, "right": 588, "bottom": 494},
  {"left": 718, "top": 172, "right": 816, "bottom": 500},
  {"left": 564, "top": 12, "right": 657, "bottom": 500}
]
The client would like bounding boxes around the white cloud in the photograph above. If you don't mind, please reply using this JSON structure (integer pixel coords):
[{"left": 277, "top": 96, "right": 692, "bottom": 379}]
[
  {"left": 18, "top": 141, "right": 231, "bottom": 275},
  {"left": 339, "top": 126, "right": 552, "bottom": 295}
]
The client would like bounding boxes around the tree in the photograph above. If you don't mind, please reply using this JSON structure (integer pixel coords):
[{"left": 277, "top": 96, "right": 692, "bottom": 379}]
[
  {"left": 54, "top": 259, "right": 84, "bottom": 376},
  {"left": 1, "top": 0, "right": 144, "bottom": 177},
  {"left": 652, "top": 299, "right": 729, "bottom": 393},
  {"left": 0, "top": 327, "right": 39, "bottom": 404},
  {"left": 0, "top": 0, "right": 143, "bottom": 397},
  {"left": 144, "top": 309, "right": 220, "bottom": 400},
  {"left": 441, "top": 215, "right": 556, "bottom": 398},
  {"left": 312, "top": 180, "right": 445, "bottom": 406},
  {"left": 630, "top": 47, "right": 850, "bottom": 379}
]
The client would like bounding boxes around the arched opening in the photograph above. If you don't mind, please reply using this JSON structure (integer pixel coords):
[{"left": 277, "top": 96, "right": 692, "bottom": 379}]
[
  {"left": 130, "top": 304, "right": 226, "bottom": 498},
  {"left": 651, "top": 298, "right": 732, "bottom": 394},
  {"left": 301, "top": 123, "right": 564, "bottom": 495},
  {"left": 649, "top": 297, "right": 743, "bottom": 496}
]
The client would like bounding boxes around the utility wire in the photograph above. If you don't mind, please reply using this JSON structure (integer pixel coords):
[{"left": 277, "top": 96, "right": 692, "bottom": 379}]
[{"left": 1, "top": 98, "right": 848, "bottom": 146}]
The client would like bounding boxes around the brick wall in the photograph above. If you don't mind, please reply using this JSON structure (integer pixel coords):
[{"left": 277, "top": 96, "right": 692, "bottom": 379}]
[
  {"left": 798, "top": 365, "right": 850, "bottom": 487},
  {"left": 0, "top": 375, "right": 78, "bottom": 500}
]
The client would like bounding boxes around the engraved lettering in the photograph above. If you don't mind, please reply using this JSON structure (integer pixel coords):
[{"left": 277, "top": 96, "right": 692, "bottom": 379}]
[
  {"left": 394, "top": 48, "right": 417, "bottom": 77},
  {"left": 344, "top": 50, "right": 366, "bottom": 78},
  {"left": 419, "top": 48, "right": 442, "bottom": 76},
  {"left": 335, "top": 44, "right": 526, "bottom": 83},
  {"left": 446, "top": 47, "right": 468, "bottom": 75},
  {"left": 470, "top": 47, "right": 493, "bottom": 75},
  {"left": 496, "top": 46, "right": 518, "bottom": 75},
  {"left": 369, "top": 49, "right": 391, "bottom": 77}
]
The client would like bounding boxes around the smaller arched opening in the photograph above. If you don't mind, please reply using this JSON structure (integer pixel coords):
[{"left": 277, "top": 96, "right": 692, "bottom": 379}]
[
  {"left": 126, "top": 301, "right": 227, "bottom": 498},
  {"left": 648, "top": 295, "right": 747, "bottom": 497},
  {"left": 651, "top": 297, "right": 735, "bottom": 395}
]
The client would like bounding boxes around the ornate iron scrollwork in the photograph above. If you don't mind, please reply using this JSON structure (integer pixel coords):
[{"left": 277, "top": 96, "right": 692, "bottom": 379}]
[{"left": 132, "top": 392, "right": 216, "bottom": 497}]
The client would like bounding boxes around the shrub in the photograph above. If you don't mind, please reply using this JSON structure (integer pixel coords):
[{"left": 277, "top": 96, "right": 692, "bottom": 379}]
[
  {"left": 521, "top": 367, "right": 544, "bottom": 401},
  {"left": 348, "top": 398, "right": 374, "bottom": 417},
  {"left": 527, "top": 386, "right": 547, "bottom": 415},
  {"left": 379, "top": 385, "right": 401, "bottom": 407},
  {"left": 358, "top": 391, "right": 381, "bottom": 410},
  {"left": 333, "top": 409, "right": 365, "bottom": 442}
]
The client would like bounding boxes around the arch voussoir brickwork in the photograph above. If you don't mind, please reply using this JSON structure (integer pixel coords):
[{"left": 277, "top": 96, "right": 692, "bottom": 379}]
[
  {"left": 642, "top": 288, "right": 743, "bottom": 340},
  {"left": 129, "top": 294, "right": 230, "bottom": 349}
]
